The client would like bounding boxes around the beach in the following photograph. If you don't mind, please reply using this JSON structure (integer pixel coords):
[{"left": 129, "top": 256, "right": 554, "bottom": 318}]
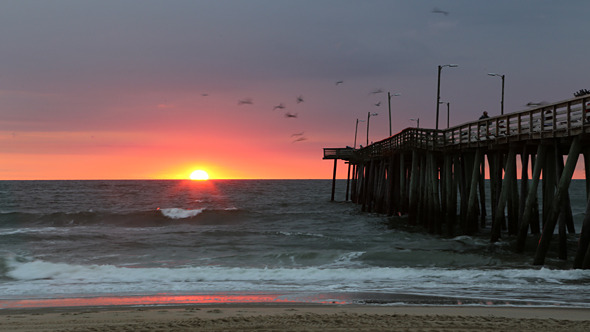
[{"left": 2, "top": 304, "right": 590, "bottom": 331}]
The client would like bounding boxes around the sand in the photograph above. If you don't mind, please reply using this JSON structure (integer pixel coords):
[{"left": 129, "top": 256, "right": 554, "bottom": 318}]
[{"left": 1, "top": 304, "right": 590, "bottom": 331}]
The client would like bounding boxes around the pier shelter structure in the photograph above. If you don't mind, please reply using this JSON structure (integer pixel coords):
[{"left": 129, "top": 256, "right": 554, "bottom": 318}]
[{"left": 324, "top": 95, "right": 590, "bottom": 268}]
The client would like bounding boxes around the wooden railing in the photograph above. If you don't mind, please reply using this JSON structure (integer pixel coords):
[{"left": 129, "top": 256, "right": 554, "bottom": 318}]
[
  {"left": 349, "top": 95, "right": 590, "bottom": 159},
  {"left": 444, "top": 97, "right": 590, "bottom": 147}
]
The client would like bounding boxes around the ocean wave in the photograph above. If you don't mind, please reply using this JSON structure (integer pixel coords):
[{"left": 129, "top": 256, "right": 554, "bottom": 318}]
[
  {"left": 0, "top": 207, "right": 246, "bottom": 228},
  {"left": 158, "top": 208, "right": 205, "bottom": 219},
  {"left": 3, "top": 254, "right": 590, "bottom": 306}
]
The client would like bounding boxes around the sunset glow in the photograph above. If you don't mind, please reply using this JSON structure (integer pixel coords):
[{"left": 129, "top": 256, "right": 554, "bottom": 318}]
[{"left": 189, "top": 169, "right": 210, "bottom": 180}]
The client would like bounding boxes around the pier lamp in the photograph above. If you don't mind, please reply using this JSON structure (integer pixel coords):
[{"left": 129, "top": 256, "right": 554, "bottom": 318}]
[
  {"left": 366, "top": 112, "right": 379, "bottom": 146},
  {"left": 354, "top": 118, "right": 365, "bottom": 149},
  {"left": 410, "top": 118, "right": 420, "bottom": 128},
  {"left": 488, "top": 73, "right": 505, "bottom": 115},
  {"left": 436, "top": 64, "right": 458, "bottom": 131},
  {"left": 440, "top": 101, "right": 450, "bottom": 128},
  {"left": 387, "top": 92, "right": 401, "bottom": 136}
]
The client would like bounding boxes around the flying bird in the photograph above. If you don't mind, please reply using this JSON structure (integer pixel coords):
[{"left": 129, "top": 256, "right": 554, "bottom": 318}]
[
  {"left": 238, "top": 98, "right": 253, "bottom": 105},
  {"left": 291, "top": 132, "right": 304, "bottom": 137},
  {"left": 273, "top": 103, "right": 286, "bottom": 111},
  {"left": 292, "top": 136, "right": 307, "bottom": 143},
  {"left": 201, "top": 93, "right": 209, "bottom": 97},
  {"left": 370, "top": 88, "right": 384, "bottom": 95},
  {"left": 296, "top": 95, "right": 304, "bottom": 103},
  {"left": 432, "top": 7, "right": 449, "bottom": 15},
  {"left": 374, "top": 102, "right": 381, "bottom": 107},
  {"left": 285, "top": 112, "right": 298, "bottom": 118},
  {"left": 335, "top": 80, "right": 344, "bottom": 85}
]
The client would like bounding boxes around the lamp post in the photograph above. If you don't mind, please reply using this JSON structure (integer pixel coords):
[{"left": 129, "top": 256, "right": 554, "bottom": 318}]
[
  {"left": 410, "top": 118, "right": 420, "bottom": 128},
  {"left": 366, "top": 112, "right": 378, "bottom": 146},
  {"left": 353, "top": 118, "right": 365, "bottom": 148},
  {"left": 488, "top": 73, "right": 505, "bottom": 115},
  {"left": 440, "top": 101, "right": 450, "bottom": 128},
  {"left": 387, "top": 92, "right": 401, "bottom": 136},
  {"left": 436, "top": 64, "right": 458, "bottom": 131}
]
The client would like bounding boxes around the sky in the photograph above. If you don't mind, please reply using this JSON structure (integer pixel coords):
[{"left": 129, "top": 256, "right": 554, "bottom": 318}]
[{"left": 1, "top": 0, "right": 589, "bottom": 180}]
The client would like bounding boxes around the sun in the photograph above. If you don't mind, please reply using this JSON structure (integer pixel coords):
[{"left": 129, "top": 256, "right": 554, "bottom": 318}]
[{"left": 189, "top": 169, "right": 209, "bottom": 181}]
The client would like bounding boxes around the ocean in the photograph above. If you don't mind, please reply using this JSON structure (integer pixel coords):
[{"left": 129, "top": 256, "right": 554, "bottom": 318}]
[{"left": 1, "top": 179, "right": 589, "bottom": 309}]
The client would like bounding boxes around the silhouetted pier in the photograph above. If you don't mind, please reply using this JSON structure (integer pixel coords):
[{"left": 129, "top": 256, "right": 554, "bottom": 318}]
[{"left": 324, "top": 95, "right": 590, "bottom": 268}]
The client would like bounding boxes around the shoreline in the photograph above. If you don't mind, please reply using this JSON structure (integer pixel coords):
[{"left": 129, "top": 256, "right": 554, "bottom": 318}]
[
  {"left": 1, "top": 304, "right": 590, "bottom": 331},
  {"left": 3, "top": 291, "right": 586, "bottom": 310},
  {"left": 2, "top": 291, "right": 588, "bottom": 310}
]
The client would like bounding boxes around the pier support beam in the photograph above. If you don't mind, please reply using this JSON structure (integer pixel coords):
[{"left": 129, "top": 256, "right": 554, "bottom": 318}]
[
  {"left": 491, "top": 148, "right": 517, "bottom": 242},
  {"left": 574, "top": 197, "right": 590, "bottom": 269},
  {"left": 345, "top": 163, "right": 351, "bottom": 201},
  {"left": 330, "top": 159, "right": 337, "bottom": 201},
  {"left": 516, "top": 144, "right": 547, "bottom": 253},
  {"left": 408, "top": 150, "right": 420, "bottom": 223},
  {"left": 466, "top": 148, "right": 483, "bottom": 234},
  {"left": 533, "top": 136, "right": 581, "bottom": 266}
]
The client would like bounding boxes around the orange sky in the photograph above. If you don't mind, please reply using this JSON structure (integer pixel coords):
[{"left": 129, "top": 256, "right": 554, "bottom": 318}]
[{"left": 2, "top": 2, "right": 589, "bottom": 180}]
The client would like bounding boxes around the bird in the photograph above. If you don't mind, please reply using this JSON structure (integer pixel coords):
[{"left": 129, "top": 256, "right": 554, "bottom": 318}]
[
  {"left": 292, "top": 136, "right": 307, "bottom": 143},
  {"left": 291, "top": 132, "right": 304, "bottom": 137},
  {"left": 273, "top": 103, "right": 286, "bottom": 111},
  {"left": 432, "top": 7, "right": 449, "bottom": 15},
  {"left": 285, "top": 112, "right": 298, "bottom": 118},
  {"left": 370, "top": 88, "right": 384, "bottom": 95},
  {"left": 201, "top": 93, "right": 209, "bottom": 97},
  {"left": 335, "top": 80, "right": 344, "bottom": 85},
  {"left": 296, "top": 95, "right": 304, "bottom": 103},
  {"left": 238, "top": 98, "right": 253, "bottom": 105},
  {"left": 374, "top": 102, "right": 381, "bottom": 107}
]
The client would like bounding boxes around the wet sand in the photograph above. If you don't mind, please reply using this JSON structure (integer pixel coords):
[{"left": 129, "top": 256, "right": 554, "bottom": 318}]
[{"left": 2, "top": 304, "right": 590, "bottom": 331}]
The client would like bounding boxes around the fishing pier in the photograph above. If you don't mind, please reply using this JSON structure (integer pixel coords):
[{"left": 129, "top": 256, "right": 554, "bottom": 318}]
[{"left": 324, "top": 95, "right": 590, "bottom": 268}]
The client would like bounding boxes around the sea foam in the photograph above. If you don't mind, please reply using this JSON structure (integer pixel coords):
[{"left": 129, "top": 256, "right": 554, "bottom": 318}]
[{"left": 159, "top": 208, "right": 204, "bottom": 219}]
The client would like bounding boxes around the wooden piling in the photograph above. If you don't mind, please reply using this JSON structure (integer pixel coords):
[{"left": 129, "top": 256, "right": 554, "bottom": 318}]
[
  {"left": 584, "top": 147, "right": 590, "bottom": 199},
  {"left": 506, "top": 153, "right": 519, "bottom": 235},
  {"left": 478, "top": 155, "right": 487, "bottom": 227},
  {"left": 516, "top": 144, "right": 547, "bottom": 252},
  {"left": 345, "top": 163, "right": 351, "bottom": 201},
  {"left": 491, "top": 148, "right": 517, "bottom": 242},
  {"left": 330, "top": 159, "right": 337, "bottom": 201},
  {"left": 533, "top": 136, "right": 581, "bottom": 265},
  {"left": 466, "top": 148, "right": 483, "bottom": 234},
  {"left": 542, "top": 145, "right": 557, "bottom": 227},
  {"left": 399, "top": 153, "right": 407, "bottom": 214},
  {"left": 573, "top": 197, "right": 590, "bottom": 268},
  {"left": 519, "top": 149, "right": 529, "bottom": 221},
  {"left": 408, "top": 150, "right": 420, "bottom": 223}
]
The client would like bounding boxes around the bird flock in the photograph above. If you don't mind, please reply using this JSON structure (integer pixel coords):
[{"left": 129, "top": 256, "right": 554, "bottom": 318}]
[
  {"left": 197, "top": 79, "right": 394, "bottom": 144},
  {"left": 191, "top": 7, "right": 450, "bottom": 145}
]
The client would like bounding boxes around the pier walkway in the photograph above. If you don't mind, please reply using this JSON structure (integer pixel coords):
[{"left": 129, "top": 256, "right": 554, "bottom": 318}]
[{"left": 324, "top": 95, "right": 590, "bottom": 268}]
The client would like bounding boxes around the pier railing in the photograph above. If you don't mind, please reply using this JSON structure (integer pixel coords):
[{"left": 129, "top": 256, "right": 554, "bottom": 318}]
[{"left": 354, "top": 95, "right": 590, "bottom": 158}]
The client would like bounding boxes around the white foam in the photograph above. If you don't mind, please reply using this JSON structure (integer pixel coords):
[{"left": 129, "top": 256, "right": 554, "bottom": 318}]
[
  {"left": 4, "top": 256, "right": 590, "bottom": 304},
  {"left": 159, "top": 208, "right": 204, "bottom": 219}
]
